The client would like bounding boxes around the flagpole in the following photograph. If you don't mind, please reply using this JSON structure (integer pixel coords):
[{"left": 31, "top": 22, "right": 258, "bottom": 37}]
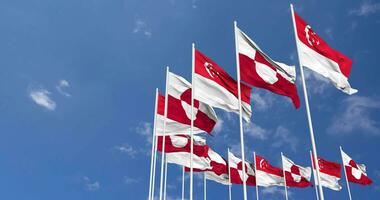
[
  {"left": 148, "top": 89, "right": 159, "bottom": 200},
  {"left": 340, "top": 146, "right": 353, "bottom": 200},
  {"left": 290, "top": 4, "right": 324, "bottom": 200},
  {"left": 190, "top": 42, "right": 195, "bottom": 200},
  {"left": 253, "top": 151, "right": 259, "bottom": 200},
  {"left": 182, "top": 166, "right": 185, "bottom": 200},
  {"left": 228, "top": 148, "right": 232, "bottom": 200},
  {"left": 159, "top": 67, "right": 170, "bottom": 200},
  {"left": 310, "top": 150, "right": 320, "bottom": 200},
  {"left": 204, "top": 173, "right": 207, "bottom": 200},
  {"left": 281, "top": 153, "right": 289, "bottom": 200},
  {"left": 234, "top": 20, "right": 248, "bottom": 200},
  {"left": 163, "top": 158, "right": 168, "bottom": 200}
]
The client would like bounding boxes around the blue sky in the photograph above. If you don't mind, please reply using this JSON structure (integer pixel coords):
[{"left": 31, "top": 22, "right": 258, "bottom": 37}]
[{"left": 0, "top": 0, "right": 379, "bottom": 199}]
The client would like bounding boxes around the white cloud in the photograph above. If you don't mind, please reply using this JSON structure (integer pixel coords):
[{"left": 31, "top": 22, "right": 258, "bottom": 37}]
[
  {"left": 324, "top": 28, "right": 333, "bottom": 39},
  {"left": 124, "top": 177, "right": 141, "bottom": 184},
  {"left": 272, "top": 126, "right": 299, "bottom": 152},
  {"left": 133, "top": 19, "right": 152, "bottom": 37},
  {"left": 191, "top": 0, "right": 198, "bottom": 9},
  {"left": 349, "top": 1, "right": 380, "bottom": 16},
  {"left": 114, "top": 143, "right": 138, "bottom": 158},
  {"left": 56, "top": 79, "right": 71, "bottom": 97},
  {"left": 212, "top": 119, "right": 224, "bottom": 134},
  {"left": 252, "top": 91, "right": 274, "bottom": 111},
  {"left": 244, "top": 122, "right": 269, "bottom": 140},
  {"left": 302, "top": 69, "right": 330, "bottom": 95},
  {"left": 29, "top": 88, "right": 56, "bottom": 111},
  {"left": 83, "top": 176, "right": 100, "bottom": 191},
  {"left": 261, "top": 186, "right": 292, "bottom": 198},
  {"left": 136, "top": 122, "right": 153, "bottom": 143},
  {"left": 328, "top": 96, "right": 380, "bottom": 135}
]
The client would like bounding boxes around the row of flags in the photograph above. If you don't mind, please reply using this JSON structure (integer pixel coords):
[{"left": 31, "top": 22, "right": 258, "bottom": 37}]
[
  {"left": 158, "top": 135, "right": 372, "bottom": 190},
  {"left": 147, "top": 4, "right": 368, "bottom": 200}
]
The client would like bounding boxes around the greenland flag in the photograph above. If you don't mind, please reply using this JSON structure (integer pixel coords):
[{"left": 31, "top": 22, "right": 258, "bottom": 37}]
[
  {"left": 293, "top": 11, "right": 357, "bottom": 94},
  {"left": 157, "top": 135, "right": 211, "bottom": 170},
  {"left": 228, "top": 151, "right": 256, "bottom": 186},
  {"left": 282, "top": 155, "right": 312, "bottom": 188},
  {"left": 341, "top": 149, "right": 373, "bottom": 185},
  {"left": 236, "top": 27, "right": 300, "bottom": 108},
  {"left": 194, "top": 49, "right": 252, "bottom": 121},
  {"left": 313, "top": 157, "right": 342, "bottom": 191},
  {"left": 255, "top": 155, "right": 284, "bottom": 187},
  {"left": 156, "top": 72, "right": 218, "bottom": 135}
]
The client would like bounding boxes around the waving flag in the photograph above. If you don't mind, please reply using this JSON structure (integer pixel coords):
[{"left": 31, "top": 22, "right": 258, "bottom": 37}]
[
  {"left": 282, "top": 154, "right": 312, "bottom": 188},
  {"left": 194, "top": 49, "right": 252, "bottom": 121},
  {"left": 292, "top": 11, "right": 357, "bottom": 94},
  {"left": 341, "top": 148, "right": 373, "bottom": 185},
  {"left": 313, "top": 157, "right": 342, "bottom": 191},
  {"left": 228, "top": 151, "right": 256, "bottom": 186},
  {"left": 255, "top": 154, "right": 284, "bottom": 187},
  {"left": 156, "top": 72, "right": 218, "bottom": 135},
  {"left": 236, "top": 27, "right": 300, "bottom": 108}
]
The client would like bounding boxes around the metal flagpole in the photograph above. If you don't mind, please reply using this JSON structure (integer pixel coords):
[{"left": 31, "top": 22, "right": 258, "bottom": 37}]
[
  {"left": 151, "top": 122, "right": 159, "bottom": 200},
  {"left": 310, "top": 151, "right": 320, "bottom": 200},
  {"left": 159, "top": 67, "right": 170, "bottom": 200},
  {"left": 340, "top": 146, "right": 353, "bottom": 200},
  {"left": 228, "top": 148, "right": 232, "bottom": 200},
  {"left": 163, "top": 158, "right": 168, "bottom": 200},
  {"left": 204, "top": 173, "right": 207, "bottom": 200},
  {"left": 148, "top": 89, "right": 159, "bottom": 200},
  {"left": 182, "top": 166, "right": 185, "bottom": 200},
  {"left": 234, "top": 20, "right": 248, "bottom": 200},
  {"left": 290, "top": 4, "right": 324, "bottom": 200},
  {"left": 281, "top": 153, "right": 289, "bottom": 200},
  {"left": 190, "top": 43, "right": 195, "bottom": 200},
  {"left": 253, "top": 152, "right": 259, "bottom": 200}
]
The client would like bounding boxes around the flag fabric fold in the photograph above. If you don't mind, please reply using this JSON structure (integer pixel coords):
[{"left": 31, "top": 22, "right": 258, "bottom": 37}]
[
  {"left": 293, "top": 11, "right": 357, "bottom": 94},
  {"left": 313, "top": 156, "right": 342, "bottom": 191},
  {"left": 255, "top": 154, "right": 284, "bottom": 187},
  {"left": 228, "top": 152, "right": 256, "bottom": 186},
  {"left": 341, "top": 149, "right": 373, "bottom": 185},
  {"left": 194, "top": 49, "right": 252, "bottom": 121},
  {"left": 236, "top": 27, "right": 301, "bottom": 108},
  {"left": 282, "top": 155, "right": 312, "bottom": 188}
]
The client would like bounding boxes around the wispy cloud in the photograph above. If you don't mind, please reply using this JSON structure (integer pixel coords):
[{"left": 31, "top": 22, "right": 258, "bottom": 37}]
[
  {"left": 124, "top": 176, "right": 141, "bottom": 184},
  {"left": 136, "top": 122, "right": 153, "bottom": 143},
  {"left": 252, "top": 91, "right": 275, "bottom": 111},
  {"left": 29, "top": 88, "right": 56, "bottom": 111},
  {"left": 302, "top": 69, "right": 330, "bottom": 95},
  {"left": 133, "top": 19, "right": 152, "bottom": 37},
  {"left": 261, "top": 186, "right": 292, "bottom": 198},
  {"left": 114, "top": 143, "right": 138, "bottom": 158},
  {"left": 244, "top": 122, "right": 269, "bottom": 140},
  {"left": 56, "top": 79, "right": 71, "bottom": 97},
  {"left": 328, "top": 96, "right": 380, "bottom": 136},
  {"left": 272, "top": 126, "right": 299, "bottom": 152},
  {"left": 349, "top": 1, "right": 380, "bottom": 16},
  {"left": 324, "top": 27, "right": 333, "bottom": 39},
  {"left": 83, "top": 176, "right": 100, "bottom": 191},
  {"left": 213, "top": 119, "right": 224, "bottom": 135}
]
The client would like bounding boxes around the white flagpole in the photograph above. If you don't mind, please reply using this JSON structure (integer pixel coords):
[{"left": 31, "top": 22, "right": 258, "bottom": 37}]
[
  {"left": 310, "top": 151, "right": 320, "bottom": 200},
  {"left": 281, "top": 153, "right": 289, "bottom": 200},
  {"left": 182, "top": 166, "right": 185, "bottom": 200},
  {"left": 190, "top": 43, "right": 195, "bottom": 200},
  {"left": 340, "top": 146, "right": 353, "bottom": 200},
  {"left": 204, "top": 173, "right": 207, "bottom": 200},
  {"left": 159, "top": 67, "right": 170, "bottom": 200},
  {"left": 228, "top": 148, "right": 232, "bottom": 200},
  {"left": 149, "top": 89, "right": 159, "bottom": 200},
  {"left": 163, "top": 158, "right": 168, "bottom": 200},
  {"left": 234, "top": 20, "right": 248, "bottom": 200},
  {"left": 253, "top": 152, "right": 259, "bottom": 200},
  {"left": 290, "top": 4, "right": 324, "bottom": 200}
]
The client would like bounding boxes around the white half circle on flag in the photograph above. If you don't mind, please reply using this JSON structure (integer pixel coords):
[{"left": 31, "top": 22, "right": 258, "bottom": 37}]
[
  {"left": 170, "top": 136, "right": 188, "bottom": 148},
  {"left": 255, "top": 61, "right": 278, "bottom": 85},
  {"left": 291, "top": 173, "right": 302, "bottom": 183},
  {"left": 351, "top": 167, "right": 363, "bottom": 180},
  {"left": 181, "top": 101, "right": 198, "bottom": 121}
]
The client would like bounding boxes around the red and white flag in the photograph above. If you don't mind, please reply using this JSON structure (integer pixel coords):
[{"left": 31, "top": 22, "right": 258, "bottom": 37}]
[
  {"left": 313, "top": 157, "right": 342, "bottom": 191},
  {"left": 236, "top": 27, "right": 301, "bottom": 108},
  {"left": 157, "top": 135, "right": 211, "bottom": 170},
  {"left": 255, "top": 154, "right": 284, "bottom": 187},
  {"left": 194, "top": 49, "right": 252, "bottom": 121},
  {"left": 156, "top": 72, "right": 218, "bottom": 135},
  {"left": 341, "top": 149, "right": 373, "bottom": 185},
  {"left": 292, "top": 10, "right": 357, "bottom": 94},
  {"left": 282, "top": 155, "right": 312, "bottom": 188},
  {"left": 228, "top": 151, "right": 256, "bottom": 186}
]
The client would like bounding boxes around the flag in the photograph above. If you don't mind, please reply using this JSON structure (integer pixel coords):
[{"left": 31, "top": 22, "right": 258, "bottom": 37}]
[
  {"left": 236, "top": 27, "right": 300, "bottom": 108},
  {"left": 341, "top": 149, "right": 373, "bottom": 185},
  {"left": 282, "top": 155, "right": 312, "bottom": 188},
  {"left": 228, "top": 151, "right": 256, "bottom": 186},
  {"left": 157, "top": 135, "right": 211, "bottom": 170},
  {"left": 194, "top": 49, "right": 252, "bottom": 121},
  {"left": 292, "top": 11, "right": 357, "bottom": 94},
  {"left": 185, "top": 148, "right": 230, "bottom": 185},
  {"left": 313, "top": 157, "right": 342, "bottom": 191},
  {"left": 255, "top": 154, "right": 284, "bottom": 187},
  {"left": 156, "top": 72, "right": 218, "bottom": 135}
]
